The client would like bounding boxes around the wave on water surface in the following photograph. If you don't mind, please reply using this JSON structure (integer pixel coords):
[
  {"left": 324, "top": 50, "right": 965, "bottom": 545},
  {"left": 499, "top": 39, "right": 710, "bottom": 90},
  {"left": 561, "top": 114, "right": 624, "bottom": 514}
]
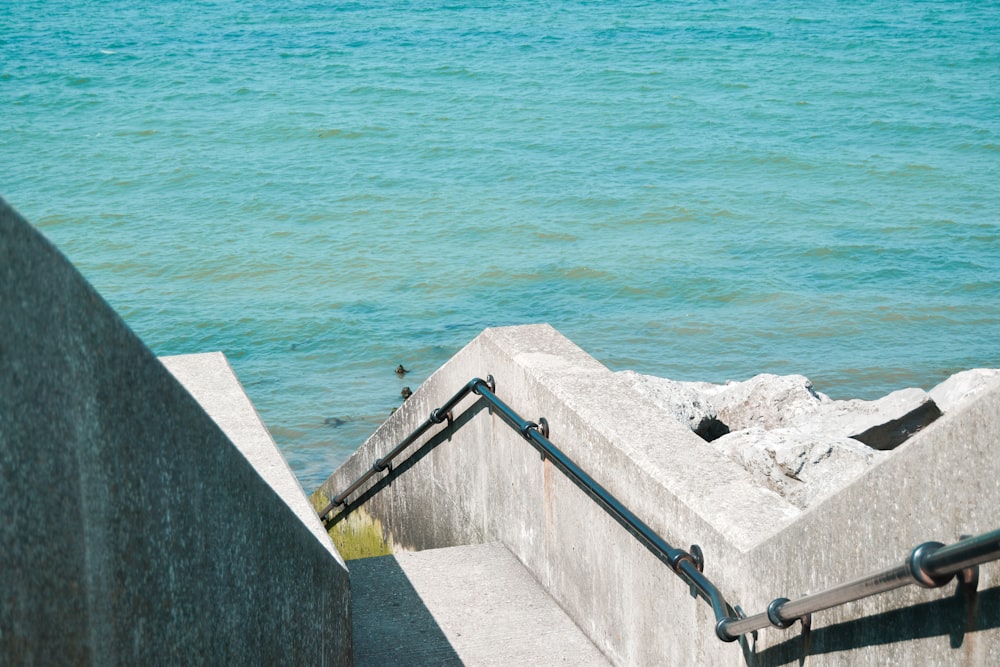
[{"left": 2, "top": 0, "right": 998, "bottom": 490}]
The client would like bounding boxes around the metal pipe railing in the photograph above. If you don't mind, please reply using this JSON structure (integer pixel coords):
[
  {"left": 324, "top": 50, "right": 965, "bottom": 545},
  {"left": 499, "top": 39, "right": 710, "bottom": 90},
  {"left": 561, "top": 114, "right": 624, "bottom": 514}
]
[
  {"left": 720, "top": 529, "right": 1000, "bottom": 639},
  {"left": 319, "top": 375, "right": 740, "bottom": 640},
  {"left": 470, "top": 379, "right": 738, "bottom": 640},
  {"left": 319, "top": 374, "right": 1000, "bottom": 644},
  {"left": 317, "top": 377, "right": 488, "bottom": 521}
]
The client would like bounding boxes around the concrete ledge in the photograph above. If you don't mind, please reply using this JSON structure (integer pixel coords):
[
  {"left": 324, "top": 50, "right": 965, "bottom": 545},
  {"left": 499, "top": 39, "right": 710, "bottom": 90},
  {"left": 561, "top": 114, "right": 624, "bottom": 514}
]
[
  {"left": 161, "top": 352, "right": 344, "bottom": 566},
  {"left": 317, "top": 324, "right": 798, "bottom": 664}
]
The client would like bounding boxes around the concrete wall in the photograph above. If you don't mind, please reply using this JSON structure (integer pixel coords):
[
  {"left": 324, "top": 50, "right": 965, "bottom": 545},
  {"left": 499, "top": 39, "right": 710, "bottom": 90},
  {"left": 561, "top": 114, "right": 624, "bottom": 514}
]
[
  {"left": 0, "top": 198, "right": 352, "bottom": 666},
  {"left": 317, "top": 324, "right": 1000, "bottom": 666}
]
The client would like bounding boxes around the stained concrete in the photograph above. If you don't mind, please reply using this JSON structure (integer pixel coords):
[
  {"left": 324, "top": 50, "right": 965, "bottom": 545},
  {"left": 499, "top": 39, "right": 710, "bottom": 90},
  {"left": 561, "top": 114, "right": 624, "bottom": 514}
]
[
  {"left": 351, "top": 543, "right": 609, "bottom": 666},
  {"left": 317, "top": 323, "right": 1000, "bottom": 666},
  {"left": 0, "top": 198, "right": 351, "bottom": 665}
]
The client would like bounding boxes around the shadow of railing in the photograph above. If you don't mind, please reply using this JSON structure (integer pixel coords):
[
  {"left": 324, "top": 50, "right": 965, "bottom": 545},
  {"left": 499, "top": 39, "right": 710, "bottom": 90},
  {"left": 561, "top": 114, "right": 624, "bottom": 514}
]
[{"left": 745, "top": 582, "right": 1000, "bottom": 666}]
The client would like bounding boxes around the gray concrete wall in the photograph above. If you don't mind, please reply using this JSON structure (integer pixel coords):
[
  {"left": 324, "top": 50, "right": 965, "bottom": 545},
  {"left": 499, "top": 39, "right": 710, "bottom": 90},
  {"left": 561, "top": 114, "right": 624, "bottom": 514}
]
[
  {"left": 160, "top": 351, "right": 346, "bottom": 572},
  {"left": 317, "top": 323, "right": 1000, "bottom": 666},
  {"left": 0, "top": 198, "right": 352, "bottom": 666}
]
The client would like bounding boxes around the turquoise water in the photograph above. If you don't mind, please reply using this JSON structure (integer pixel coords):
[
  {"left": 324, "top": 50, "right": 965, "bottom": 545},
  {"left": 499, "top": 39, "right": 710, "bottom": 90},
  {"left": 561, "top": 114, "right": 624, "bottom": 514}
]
[{"left": 3, "top": 1, "right": 999, "bottom": 490}]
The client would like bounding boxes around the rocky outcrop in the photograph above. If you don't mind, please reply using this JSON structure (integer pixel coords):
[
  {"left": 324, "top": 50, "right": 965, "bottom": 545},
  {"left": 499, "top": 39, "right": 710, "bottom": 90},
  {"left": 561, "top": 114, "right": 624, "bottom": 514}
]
[
  {"left": 697, "top": 373, "right": 832, "bottom": 431},
  {"left": 617, "top": 371, "right": 728, "bottom": 441},
  {"left": 620, "top": 368, "right": 995, "bottom": 510},
  {"left": 712, "top": 428, "right": 881, "bottom": 510}
]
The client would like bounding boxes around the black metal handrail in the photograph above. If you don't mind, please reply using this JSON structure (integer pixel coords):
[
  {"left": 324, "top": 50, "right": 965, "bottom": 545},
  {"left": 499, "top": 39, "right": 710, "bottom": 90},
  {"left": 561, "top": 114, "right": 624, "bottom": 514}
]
[
  {"left": 317, "top": 376, "right": 488, "bottom": 517},
  {"left": 319, "top": 375, "right": 1000, "bottom": 643}
]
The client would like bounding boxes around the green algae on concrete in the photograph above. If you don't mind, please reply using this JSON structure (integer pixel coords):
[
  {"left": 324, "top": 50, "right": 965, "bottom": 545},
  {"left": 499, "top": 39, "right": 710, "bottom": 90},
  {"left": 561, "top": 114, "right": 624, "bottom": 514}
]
[{"left": 311, "top": 491, "right": 394, "bottom": 560}]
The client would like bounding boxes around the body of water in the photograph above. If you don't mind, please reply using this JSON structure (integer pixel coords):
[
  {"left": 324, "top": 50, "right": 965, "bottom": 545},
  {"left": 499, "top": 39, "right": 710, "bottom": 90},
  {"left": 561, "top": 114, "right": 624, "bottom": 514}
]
[{"left": 3, "top": 0, "right": 999, "bottom": 490}]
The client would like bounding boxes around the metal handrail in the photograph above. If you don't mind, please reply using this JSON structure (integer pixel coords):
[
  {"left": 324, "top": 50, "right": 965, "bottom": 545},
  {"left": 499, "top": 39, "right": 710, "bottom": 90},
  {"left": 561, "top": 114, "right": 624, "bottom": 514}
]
[
  {"left": 722, "top": 527, "right": 1000, "bottom": 639},
  {"left": 319, "top": 375, "right": 1000, "bottom": 643},
  {"left": 317, "top": 376, "right": 487, "bottom": 519}
]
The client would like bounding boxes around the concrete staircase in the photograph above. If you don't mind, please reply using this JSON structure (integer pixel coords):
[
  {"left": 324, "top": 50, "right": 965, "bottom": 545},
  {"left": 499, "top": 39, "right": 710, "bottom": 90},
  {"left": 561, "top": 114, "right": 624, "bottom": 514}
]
[{"left": 350, "top": 543, "right": 610, "bottom": 666}]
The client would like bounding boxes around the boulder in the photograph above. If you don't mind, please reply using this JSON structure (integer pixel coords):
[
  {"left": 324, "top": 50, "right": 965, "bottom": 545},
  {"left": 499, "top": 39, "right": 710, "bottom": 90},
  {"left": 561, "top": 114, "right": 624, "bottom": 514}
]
[
  {"left": 703, "top": 374, "right": 831, "bottom": 431},
  {"left": 619, "top": 367, "right": 1000, "bottom": 510},
  {"left": 799, "top": 388, "right": 941, "bottom": 451},
  {"left": 619, "top": 369, "right": 958, "bottom": 511},
  {"left": 929, "top": 369, "right": 1000, "bottom": 414},
  {"left": 617, "top": 371, "right": 729, "bottom": 441},
  {"left": 712, "top": 428, "right": 885, "bottom": 510},
  {"left": 630, "top": 371, "right": 941, "bottom": 451}
]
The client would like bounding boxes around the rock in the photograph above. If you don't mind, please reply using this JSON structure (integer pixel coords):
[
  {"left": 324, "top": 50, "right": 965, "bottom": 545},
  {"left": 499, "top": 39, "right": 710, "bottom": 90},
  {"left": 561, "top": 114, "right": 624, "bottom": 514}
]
[
  {"left": 705, "top": 374, "right": 831, "bottom": 431},
  {"left": 847, "top": 400, "right": 941, "bottom": 450},
  {"left": 799, "top": 388, "right": 941, "bottom": 451},
  {"left": 619, "top": 367, "right": 999, "bottom": 509},
  {"left": 621, "top": 369, "right": 951, "bottom": 510},
  {"left": 626, "top": 370, "right": 943, "bottom": 451},
  {"left": 618, "top": 371, "right": 728, "bottom": 441},
  {"left": 929, "top": 369, "right": 1000, "bottom": 414},
  {"left": 698, "top": 375, "right": 941, "bottom": 451},
  {"left": 712, "top": 428, "right": 885, "bottom": 510}
]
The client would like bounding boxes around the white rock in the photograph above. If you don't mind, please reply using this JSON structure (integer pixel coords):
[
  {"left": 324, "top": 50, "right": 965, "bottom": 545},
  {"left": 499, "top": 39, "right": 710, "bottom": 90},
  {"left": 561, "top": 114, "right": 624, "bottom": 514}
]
[
  {"left": 705, "top": 373, "right": 831, "bottom": 431},
  {"left": 799, "top": 388, "right": 941, "bottom": 451},
  {"left": 620, "top": 368, "right": 999, "bottom": 510},
  {"left": 712, "top": 427, "right": 885, "bottom": 510},
  {"left": 617, "top": 370, "right": 727, "bottom": 440},
  {"left": 928, "top": 369, "right": 1000, "bottom": 414}
]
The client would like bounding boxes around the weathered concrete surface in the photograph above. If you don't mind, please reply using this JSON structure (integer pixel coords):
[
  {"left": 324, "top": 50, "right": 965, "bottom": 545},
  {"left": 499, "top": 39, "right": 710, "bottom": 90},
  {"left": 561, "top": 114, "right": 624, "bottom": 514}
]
[
  {"left": 318, "top": 323, "right": 1000, "bottom": 666},
  {"left": 351, "top": 543, "right": 609, "bottom": 666},
  {"left": 0, "top": 198, "right": 351, "bottom": 666},
  {"left": 742, "top": 380, "right": 1000, "bottom": 667},
  {"left": 317, "top": 324, "right": 800, "bottom": 666}
]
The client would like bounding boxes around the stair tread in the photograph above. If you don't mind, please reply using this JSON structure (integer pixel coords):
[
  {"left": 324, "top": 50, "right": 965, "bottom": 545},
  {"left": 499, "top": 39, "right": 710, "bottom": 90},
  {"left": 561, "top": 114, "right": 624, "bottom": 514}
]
[{"left": 350, "top": 542, "right": 610, "bottom": 666}]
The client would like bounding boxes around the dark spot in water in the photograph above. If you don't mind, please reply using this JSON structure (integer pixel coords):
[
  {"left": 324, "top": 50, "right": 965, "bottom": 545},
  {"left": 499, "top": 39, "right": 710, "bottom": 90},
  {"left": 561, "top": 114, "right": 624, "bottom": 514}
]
[
  {"left": 324, "top": 417, "right": 347, "bottom": 428},
  {"left": 291, "top": 338, "right": 313, "bottom": 351},
  {"left": 395, "top": 364, "right": 409, "bottom": 376},
  {"left": 401, "top": 386, "right": 412, "bottom": 400}
]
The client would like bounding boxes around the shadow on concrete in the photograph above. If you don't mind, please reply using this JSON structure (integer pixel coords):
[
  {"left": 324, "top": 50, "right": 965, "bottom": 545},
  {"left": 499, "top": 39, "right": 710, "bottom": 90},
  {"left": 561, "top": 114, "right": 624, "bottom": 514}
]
[
  {"left": 350, "top": 553, "right": 463, "bottom": 666},
  {"left": 744, "top": 581, "right": 1000, "bottom": 666},
  {"left": 327, "top": 398, "right": 488, "bottom": 528}
]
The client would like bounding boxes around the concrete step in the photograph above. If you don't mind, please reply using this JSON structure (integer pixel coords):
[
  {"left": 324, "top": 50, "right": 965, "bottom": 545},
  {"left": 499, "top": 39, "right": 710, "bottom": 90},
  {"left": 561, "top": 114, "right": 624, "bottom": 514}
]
[{"left": 350, "top": 542, "right": 610, "bottom": 666}]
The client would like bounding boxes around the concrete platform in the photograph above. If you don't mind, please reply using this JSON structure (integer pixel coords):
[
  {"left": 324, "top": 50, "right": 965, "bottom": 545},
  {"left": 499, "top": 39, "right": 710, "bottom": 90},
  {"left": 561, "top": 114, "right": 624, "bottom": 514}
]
[{"left": 351, "top": 543, "right": 610, "bottom": 666}]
